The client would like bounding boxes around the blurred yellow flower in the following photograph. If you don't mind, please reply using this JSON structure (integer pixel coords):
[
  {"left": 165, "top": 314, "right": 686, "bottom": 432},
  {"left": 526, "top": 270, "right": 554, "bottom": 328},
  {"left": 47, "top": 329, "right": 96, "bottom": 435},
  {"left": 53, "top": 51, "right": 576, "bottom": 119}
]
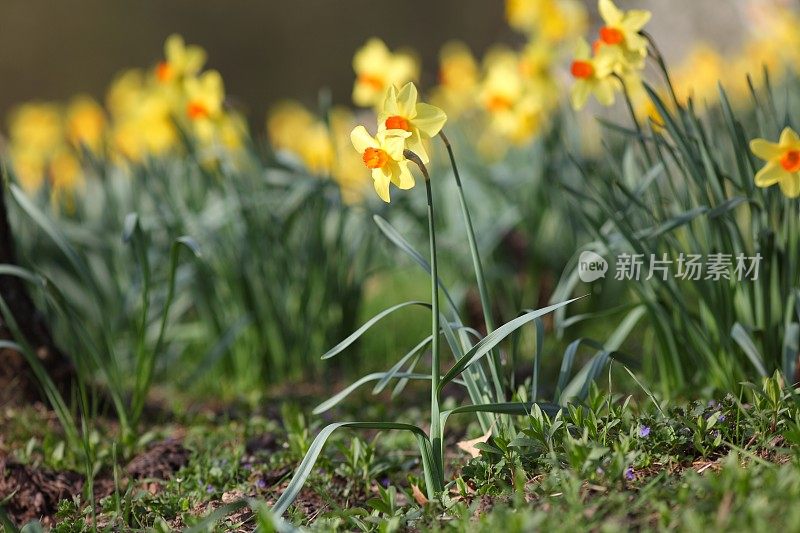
[
  {"left": 430, "top": 41, "right": 479, "bottom": 117},
  {"left": 506, "top": 0, "right": 587, "bottom": 43},
  {"left": 330, "top": 107, "right": 371, "bottom": 203},
  {"left": 184, "top": 70, "right": 225, "bottom": 141},
  {"left": 350, "top": 126, "right": 412, "bottom": 203},
  {"left": 267, "top": 101, "right": 334, "bottom": 174},
  {"left": 570, "top": 40, "right": 617, "bottom": 110},
  {"left": 478, "top": 49, "right": 524, "bottom": 116},
  {"left": 352, "top": 38, "right": 418, "bottom": 108},
  {"left": 670, "top": 44, "right": 723, "bottom": 105},
  {"left": 378, "top": 82, "right": 447, "bottom": 164},
  {"left": 8, "top": 102, "right": 63, "bottom": 155},
  {"left": 156, "top": 34, "right": 207, "bottom": 85},
  {"left": 49, "top": 149, "right": 83, "bottom": 210},
  {"left": 66, "top": 96, "right": 106, "bottom": 154},
  {"left": 112, "top": 92, "right": 177, "bottom": 161},
  {"left": 750, "top": 127, "right": 800, "bottom": 198},
  {"left": 9, "top": 146, "right": 47, "bottom": 192}
]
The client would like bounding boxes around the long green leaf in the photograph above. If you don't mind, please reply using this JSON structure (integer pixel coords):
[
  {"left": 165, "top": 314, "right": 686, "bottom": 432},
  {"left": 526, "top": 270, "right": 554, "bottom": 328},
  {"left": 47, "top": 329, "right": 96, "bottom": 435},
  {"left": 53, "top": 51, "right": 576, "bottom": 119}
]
[
  {"left": 271, "top": 422, "right": 433, "bottom": 517},
  {"left": 438, "top": 296, "right": 585, "bottom": 392},
  {"left": 321, "top": 301, "right": 431, "bottom": 360},
  {"left": 313, "top": 372, "right": 431, "bottom": 414},
  {"left": 731, "top": 323, "right": 768, "bottom": 377}
]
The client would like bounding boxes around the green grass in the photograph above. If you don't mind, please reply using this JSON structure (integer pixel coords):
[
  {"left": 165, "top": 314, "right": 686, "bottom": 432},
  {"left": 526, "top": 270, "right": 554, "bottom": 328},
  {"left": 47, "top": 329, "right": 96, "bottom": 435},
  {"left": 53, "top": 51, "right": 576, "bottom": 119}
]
[{"left": 5, "top": 373, "right": 800, "bottom": 531}]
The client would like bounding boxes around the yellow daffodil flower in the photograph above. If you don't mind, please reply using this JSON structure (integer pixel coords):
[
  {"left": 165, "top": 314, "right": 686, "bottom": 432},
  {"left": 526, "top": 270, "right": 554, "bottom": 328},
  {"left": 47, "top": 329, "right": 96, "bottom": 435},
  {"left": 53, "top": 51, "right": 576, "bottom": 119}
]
[
  {"left": 49, "top": 148, "right": 83, "bottom": 210},
  {"left": 8, "top": 103, "right": 63, "bottom": 155},
  {"left": 155, "top": 34, "right": 207, "bottom": 85},
  {"left": 377, "top": 82, "right": 447, "bottom": 164},
  {"left": 352, "top": 38, "right": 419, "bottom": 108},
  {"left": 330, "top": 107, "right": 371, "bottom": 204},
  {"left": 9, "top": 146, "right": 47, "bottom": 192},
  {"left": 569, "top": 40, "right": 618, "bottom": 110},
  {"left": 596, "top": 0, "right": 651, "bottom": 60},
  {"left": 478, "top": 49, "right": 524, "bottom": 116},
  {"left": 66, "top": 96, "right": 106, "bottom": 154},
  {"left": 267, "top": 101, "right": 316, "bottom": 155},
  {"left": 750, "top": 127, "right": 800, "bottom": 198},
  {"left": 430, "top": 41, "right": 479, "bottom": 117},
  {"left": 184, "top": 70, "right": 225, "bottom": 142},
  {"left": 350, "top": 126, "right": 413, "bottom": 203},
  {"left": 505, "top": 0, "right": 586, "bottom": 43}
]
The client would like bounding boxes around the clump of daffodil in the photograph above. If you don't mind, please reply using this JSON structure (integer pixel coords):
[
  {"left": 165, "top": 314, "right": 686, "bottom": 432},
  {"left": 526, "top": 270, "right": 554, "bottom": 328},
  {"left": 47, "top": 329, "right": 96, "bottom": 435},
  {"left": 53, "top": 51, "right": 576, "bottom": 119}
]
[
  {"left": 750, "top": 127, "right": 800, "bottom": 198},
  {"left": 350, "top": 126, "right": 413, "bottom": 203},
  {"left": 569, "top": 0, "right": 651, "bottom": 110},
  {"left": 7, "top": 102, "right": 64, "bottom": 191},
  {"left": 267, "top": 101, "right": 371, "bottom": 202},
  {"left": 569, "top": 39, "right": 618, "bottom": 110},
  {"left": 377, "top": 82, "right": 447, "bottom": 164},
  {"left": 429, "top": 41, "right": 480, "bottom": 118},
  {"left": 352, "top": 38, "right": 419, "bottom": 108}
]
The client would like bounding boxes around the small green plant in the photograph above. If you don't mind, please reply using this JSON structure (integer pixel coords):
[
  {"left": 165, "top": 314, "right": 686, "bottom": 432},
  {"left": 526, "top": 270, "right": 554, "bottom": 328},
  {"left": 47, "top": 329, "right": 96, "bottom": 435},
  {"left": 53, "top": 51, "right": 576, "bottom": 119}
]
[{"left": 270, "top": 84, "right": 634, "bottom": 518}]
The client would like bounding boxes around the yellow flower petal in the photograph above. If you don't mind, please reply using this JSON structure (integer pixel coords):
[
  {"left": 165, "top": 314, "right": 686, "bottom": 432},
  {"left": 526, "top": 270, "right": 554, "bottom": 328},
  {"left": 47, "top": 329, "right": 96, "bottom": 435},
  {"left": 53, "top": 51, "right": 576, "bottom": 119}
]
[
  {"left": 754, "top": 161, "right": 786, "bottom": 187},
  {"left": 412, "top": 103, "right": 447, "bottom": 138},
  {"left": 378, "top": 130, "right": 410, "bottom": 160},
  {"left": 750, "top": 138, "right": 783, "bottom": 161},
  {"left": 372, "top": 170, "right": 392, "bottom": 202},
  {"left": 779, "top": 173, "right": 800, "bottom": 198},
  {"left": 571, "top": 81, "right": 591, "bottom": 110},
  {"left": 350, "top": 125, "right": 378, "bottom": 152},
  {"left": 382, "top": 85, "right": 400, "bottom": 116},
  {"left": 599, "top": 0, "right": 623, "bottom": 25},
  {"left": 393, "top": 160, "right": 415, "bottom": 190},
  {"left": 625, "top": 10, "right": 652, "bottom": 30},
  {"left": 396, "top": 82, "right": 418, "bottom": 118},
  {"left": 779, "top": 127, "right": 800, "bottom": 147},
  {"left": 406, "top": 131, "right": 429, "bottom": 164}
]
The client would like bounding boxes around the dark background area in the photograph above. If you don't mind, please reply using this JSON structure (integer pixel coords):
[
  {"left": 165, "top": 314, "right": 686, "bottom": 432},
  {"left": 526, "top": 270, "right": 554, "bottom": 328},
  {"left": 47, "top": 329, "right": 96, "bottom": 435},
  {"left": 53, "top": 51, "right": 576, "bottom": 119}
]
[
  {"left": 0, "top": 0, "right": 745, "bottom": 131},
  {"left": 0, "top": 0, "right": 516, "bottom": 126}
]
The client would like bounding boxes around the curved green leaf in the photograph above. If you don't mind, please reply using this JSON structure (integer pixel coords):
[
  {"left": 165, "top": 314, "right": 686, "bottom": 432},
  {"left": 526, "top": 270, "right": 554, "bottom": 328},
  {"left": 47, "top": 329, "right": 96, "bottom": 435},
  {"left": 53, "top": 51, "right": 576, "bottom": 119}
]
[
  {"left": 322, "top": 301, "right": 431, "bottom": 360},
  {"left": 438, "top": 296, "right": 585, "bottom": 392},
  {"left": 313, "top": 372, "right": 431, "bottom": 414},
  {"left": 271, "top": 422, "right": 434, "bottom": 517}
]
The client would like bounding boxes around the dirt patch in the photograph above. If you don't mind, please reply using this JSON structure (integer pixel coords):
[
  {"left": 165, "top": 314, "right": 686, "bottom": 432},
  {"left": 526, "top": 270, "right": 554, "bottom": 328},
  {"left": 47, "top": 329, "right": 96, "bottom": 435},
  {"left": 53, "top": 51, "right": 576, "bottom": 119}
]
[{"left": 1, "top": 439, "right": 190, "bottom": 527}]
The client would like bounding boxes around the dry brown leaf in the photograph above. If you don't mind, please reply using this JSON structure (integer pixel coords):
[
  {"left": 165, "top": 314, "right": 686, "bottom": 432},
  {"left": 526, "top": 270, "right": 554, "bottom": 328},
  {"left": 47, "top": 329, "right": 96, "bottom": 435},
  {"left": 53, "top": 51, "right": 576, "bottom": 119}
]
[
  {"left": 456, "top": 428, "right": 492, "bottom": 458},
  {"left": 411, "top": 483, "right": 429, "bottom": 506}
]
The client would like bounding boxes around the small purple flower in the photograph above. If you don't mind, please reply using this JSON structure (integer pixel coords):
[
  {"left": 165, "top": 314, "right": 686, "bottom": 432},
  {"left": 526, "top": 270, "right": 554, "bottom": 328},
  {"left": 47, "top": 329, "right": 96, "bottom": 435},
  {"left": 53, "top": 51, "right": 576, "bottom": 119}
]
[
  {"left": 624, "top": 467, "right": 635, "bottom": 481},
  {"left": 206, "top": 484, "right": 215, "bottom": 494},
  {"left": 711, "top": 430, "right": 721, "bottom": 439},
  {"left": 255, "top": 478, "right": 267, "bottom": 489},
  {"left": 718, "top": 414, "right": 726, "bottom": 422},
  {"left": 708, "top": 400, "right": 719, "bottom": 409},
  {"left": 380, "top": 476, "right": 390, "bottom": 488},
  {"left": 242, "top": 462, "right": 252, "bottom": 471},
  {"left": 639, "top": 426, "right": 651, "bottom": 438}
]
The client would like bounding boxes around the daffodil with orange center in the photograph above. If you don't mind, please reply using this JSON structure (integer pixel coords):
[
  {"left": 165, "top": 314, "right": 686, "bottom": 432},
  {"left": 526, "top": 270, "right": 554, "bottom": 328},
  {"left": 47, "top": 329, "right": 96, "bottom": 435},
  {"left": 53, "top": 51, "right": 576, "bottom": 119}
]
[
  {"left": 377, "top": 82, "right": 447, "bottom": 164},
  {"left": 184, "top": 70, "right": 225, "bottom": 142},
  {"left": 750, "top": 127, "right": 800, "bottom": 198},
  {"left": 352, "top": 38, "right": 419, "bottom": 108},
  {"left": 569, "top": 39, "right": 617, "bottom": 110},
  {"left": 155, "top": 34, "right": 206, "bottom": 85},
  {"left": 596, "top": 0, "right": 651, "bottom": 61},
  {"left": 350, "top": 126, "right": 412, "bottom": 203}
]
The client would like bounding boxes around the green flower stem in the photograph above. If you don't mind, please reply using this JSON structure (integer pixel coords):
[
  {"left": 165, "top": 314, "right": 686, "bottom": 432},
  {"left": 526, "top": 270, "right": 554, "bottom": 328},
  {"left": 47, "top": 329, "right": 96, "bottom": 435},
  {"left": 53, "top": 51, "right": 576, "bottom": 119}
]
[
  {"left": 439, "top": 131, "right": 506, "bottom": 402},
  {"left": 404, "top": 149, "right": 444, "bottom": 480},
  {"left": 615, "top": 73, "right": 655, "bottom": 169}
]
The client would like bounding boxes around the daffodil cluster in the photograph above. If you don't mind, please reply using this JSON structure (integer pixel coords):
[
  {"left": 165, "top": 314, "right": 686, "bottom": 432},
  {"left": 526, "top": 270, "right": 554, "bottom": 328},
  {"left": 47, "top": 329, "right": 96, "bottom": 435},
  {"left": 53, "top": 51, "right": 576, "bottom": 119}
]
[
  {"left": 6, "top": 97, "right": 105, "bottom": 208},
  {"left": 349, "top": 82, "right": 447, "bottom": 202},
  {"left": 5, "top": 34, "right": 248, "bottom": 208},
  {"left": 266, "top": 101, "right": 371, "bottom": 203},
  {"left": 569, "top": 0, "right": 651, "bottom": 110}
]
